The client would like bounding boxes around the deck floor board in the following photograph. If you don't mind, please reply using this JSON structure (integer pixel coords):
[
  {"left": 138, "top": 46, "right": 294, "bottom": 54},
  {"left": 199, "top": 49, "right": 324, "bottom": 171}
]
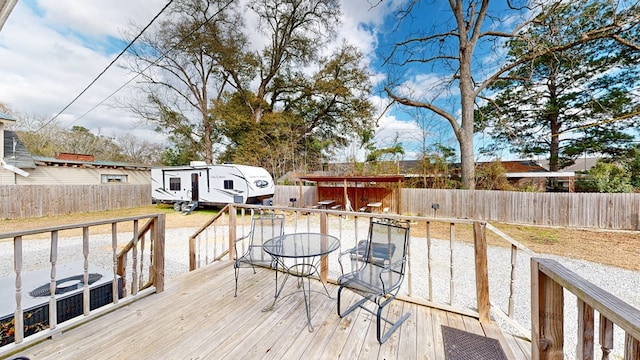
[{"left": 15, "top": 261, "right": 530, "bottom": 360}]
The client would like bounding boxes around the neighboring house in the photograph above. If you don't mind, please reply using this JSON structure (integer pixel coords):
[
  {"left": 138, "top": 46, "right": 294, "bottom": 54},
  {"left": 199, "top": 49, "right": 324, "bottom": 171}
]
[
  {"left": 490, "top": 160, "right": 574, "bottom": 191},
  {"left": 0, "top": 116, "right": 150, "bottom": 185},
  {"left": 538, "top": 157, "right": 600, "bottom": 173},
  {"left": 299, "top": 159, "right": 576, "bottom": 192}
]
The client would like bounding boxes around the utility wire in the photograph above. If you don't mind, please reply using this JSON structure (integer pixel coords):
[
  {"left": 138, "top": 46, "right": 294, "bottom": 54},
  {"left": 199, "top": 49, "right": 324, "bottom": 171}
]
[
  {"left": 38, "top": 0, "right": 174, "bottom": 131},
  {"left": 64, "top": 0, "right": 234, "bottom": 129}
]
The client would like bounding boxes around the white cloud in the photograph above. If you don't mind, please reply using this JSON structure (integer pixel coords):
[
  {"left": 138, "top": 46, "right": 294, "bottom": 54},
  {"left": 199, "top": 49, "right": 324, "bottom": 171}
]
[
  {"left": 0, "top": 1, "right": 168, "bottom": 142},
  {"left": 36, "top": 0, "right": 167, "bottom": 37},
  {"left": 0, "top": 0, "right": 421, "bottom": 157}
]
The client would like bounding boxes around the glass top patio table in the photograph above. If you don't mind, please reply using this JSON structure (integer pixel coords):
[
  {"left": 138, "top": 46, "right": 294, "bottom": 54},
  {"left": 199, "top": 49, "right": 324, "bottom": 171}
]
[
  {"left": 263, "top": 232, "right": 340, "bottom": 259},
  {"left": 262, "top": 233, "right": 340, "bottom": 332}
]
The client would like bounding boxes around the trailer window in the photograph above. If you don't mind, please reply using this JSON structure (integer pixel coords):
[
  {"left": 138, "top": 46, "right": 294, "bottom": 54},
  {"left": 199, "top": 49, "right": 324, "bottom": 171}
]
[
  {"left": 169, "top": 178, "right": 181, "bottom": 191},
  {"left": 224, "top": 180, "right": 233, "bottom": 189}
]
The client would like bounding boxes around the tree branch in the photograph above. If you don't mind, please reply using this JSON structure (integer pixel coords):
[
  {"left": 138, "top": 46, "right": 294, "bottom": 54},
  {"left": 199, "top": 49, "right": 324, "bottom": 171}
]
[{"left": 384, "top": 86, "right": 460, "bottom": 136}]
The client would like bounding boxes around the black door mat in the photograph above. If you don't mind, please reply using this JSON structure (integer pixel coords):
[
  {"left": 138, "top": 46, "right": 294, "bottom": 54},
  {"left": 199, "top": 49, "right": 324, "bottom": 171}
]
[{"left": 441, "top": 325, "right": 508, "bottom": 360}]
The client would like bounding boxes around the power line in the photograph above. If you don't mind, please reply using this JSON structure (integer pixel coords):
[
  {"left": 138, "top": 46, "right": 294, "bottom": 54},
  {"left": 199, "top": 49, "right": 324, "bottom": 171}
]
[
  {"left": 63, "top": 0, "right": 235, "bottom": 130},
  {"left": 38, "top": 0, "right": 174, "bottom": 131}
]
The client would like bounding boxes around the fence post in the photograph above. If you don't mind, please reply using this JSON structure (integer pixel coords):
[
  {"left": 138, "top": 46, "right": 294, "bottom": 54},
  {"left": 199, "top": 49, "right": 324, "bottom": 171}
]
[{"left": 473, "top": 221, "right": 490, "bottom": 323}]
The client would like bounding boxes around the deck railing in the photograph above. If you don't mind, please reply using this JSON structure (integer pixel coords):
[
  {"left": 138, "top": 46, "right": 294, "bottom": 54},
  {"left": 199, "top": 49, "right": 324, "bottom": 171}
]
[
  {"left": 0, "top": 213, "right": 165, "bottom": 356},
  {"left": 532, "top": 258, "right": 640, "bottom": 359},
  {"left": 189, "top": 204, "right": 640, "bottom": 358},
  {"left": 188, "top": 204, "right": 534, "bottom": 336}
]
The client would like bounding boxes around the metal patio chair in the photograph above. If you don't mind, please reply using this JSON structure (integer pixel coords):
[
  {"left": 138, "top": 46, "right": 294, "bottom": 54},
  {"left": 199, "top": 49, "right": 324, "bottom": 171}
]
[
  {"left": 234, "top": 212, "right": 285, "bottom": 296},
  {"left": 337, "top": 217, "right": 411, "bottom": 344}
]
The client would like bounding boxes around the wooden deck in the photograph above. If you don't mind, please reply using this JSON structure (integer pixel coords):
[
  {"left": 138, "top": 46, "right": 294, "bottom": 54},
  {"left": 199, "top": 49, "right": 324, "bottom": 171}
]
[{"left": 14, "top": 261, "right": 531, "bottom": 359}]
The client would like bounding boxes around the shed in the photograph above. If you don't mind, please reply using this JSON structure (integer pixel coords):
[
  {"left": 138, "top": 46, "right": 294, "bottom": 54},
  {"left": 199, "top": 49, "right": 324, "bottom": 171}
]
[{"left": 297, "top": 175, "right": 404, "bottom": 214}]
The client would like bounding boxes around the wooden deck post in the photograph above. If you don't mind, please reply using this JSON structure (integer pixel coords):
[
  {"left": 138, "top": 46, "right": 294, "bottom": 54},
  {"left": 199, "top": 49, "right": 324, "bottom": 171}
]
[
  {"left": 152, "top": 214, "right": 165, "bottom": 293},
  {"left": 576, "top": 299, "right": 594, "bottom": 359},
  {"left": 599, "top": 315, "right": 614, "bottom": 359},
  {"left": 531, "top": 258, "right": 564, "bottom": 360},
  {"left": 229, "top": 204, "right": 237, "bottom": 260},
  {"left": 319, "top": 211, "right": 328, "bottom": 283},
  {"left": 625, "top": 333, "right": 640, "bottom": 359},
  {"left": 189, "top": 233, "right": 196, "bottom": 271},
  {"left": 343, "top": 179, "right": 348, "bottom": 211},
  {"left": 13, "top": 236, "right": 24, "bottom": 344},
  {"left": 473, "top": 221, "right": 490, "bottom": 323}
]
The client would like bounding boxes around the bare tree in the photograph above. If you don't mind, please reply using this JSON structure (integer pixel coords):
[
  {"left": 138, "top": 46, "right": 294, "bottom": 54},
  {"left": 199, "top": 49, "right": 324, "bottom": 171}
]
[
  {"left": 227, "top": 0, "right": 341, "bottom": 124},
  {"left": 113, "top": 133, "right": 164, "bottom": 164},
  {"left": 384, "top": 0, "right": 640, "bottom": 189},
  {"left": 123, "top": 0, "right": 241, "bottom": 164}
]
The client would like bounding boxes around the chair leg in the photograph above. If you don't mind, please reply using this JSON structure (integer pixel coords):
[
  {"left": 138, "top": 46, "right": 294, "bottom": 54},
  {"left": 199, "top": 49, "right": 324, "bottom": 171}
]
[
  {"left": 337, "top": 286, "right": 367, "bottom": 318},
  {"left": 234, "top": 265, "right": 241, "bottom": 297},
  {"left": 376, "top": 302, "right": 410, "bottom": 344}
]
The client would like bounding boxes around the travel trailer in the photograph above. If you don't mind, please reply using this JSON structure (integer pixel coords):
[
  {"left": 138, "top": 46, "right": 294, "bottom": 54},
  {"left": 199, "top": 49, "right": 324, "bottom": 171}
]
[{"left": 151, "top": 163, "right": 275, "bottom": 211}]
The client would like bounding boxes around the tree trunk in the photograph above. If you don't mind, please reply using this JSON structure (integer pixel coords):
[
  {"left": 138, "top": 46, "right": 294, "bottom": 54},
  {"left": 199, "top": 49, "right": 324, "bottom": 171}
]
[
  {"left": 458, "top": 24, "right": 476, "bottom": 190},
  {"left": 203, "top": 113, "right": 213, "bottom": 165},
  {"left": 548, "top": 68, "right": 560, "bottom": 174},
  {"left": 458, "top": 129, "right": 475, "bottom": 189}
]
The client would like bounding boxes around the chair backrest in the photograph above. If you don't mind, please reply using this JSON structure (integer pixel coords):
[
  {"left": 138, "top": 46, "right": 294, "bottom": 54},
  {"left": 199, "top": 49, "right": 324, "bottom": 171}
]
[
  {"left": 360, "top": 218, "right": 410, "bottom": 277},
  {"left": 246, "top": 213, "right": 285, "bottom": 258}
]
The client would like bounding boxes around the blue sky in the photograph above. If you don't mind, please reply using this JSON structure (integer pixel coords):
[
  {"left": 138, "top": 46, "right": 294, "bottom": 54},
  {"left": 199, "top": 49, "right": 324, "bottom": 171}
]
[{"left": 0, "top": 0, "right": 520, "bottom": 162}]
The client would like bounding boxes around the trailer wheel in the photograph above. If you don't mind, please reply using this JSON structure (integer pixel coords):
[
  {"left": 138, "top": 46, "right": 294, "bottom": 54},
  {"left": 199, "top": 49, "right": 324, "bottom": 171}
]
[{"left": 173, "top": 202, "right": 183, "bottom": 212}]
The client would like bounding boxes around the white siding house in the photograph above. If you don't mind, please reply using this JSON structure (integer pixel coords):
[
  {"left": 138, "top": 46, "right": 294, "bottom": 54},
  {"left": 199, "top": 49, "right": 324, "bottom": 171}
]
[{"left": 0, "top": 116, "right": 150, "bottom": 185}]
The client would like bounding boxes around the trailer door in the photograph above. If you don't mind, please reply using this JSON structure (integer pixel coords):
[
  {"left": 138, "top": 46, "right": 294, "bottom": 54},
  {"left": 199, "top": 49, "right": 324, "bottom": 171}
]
[{"left": 191, "top": 173, "right": 199, "bottom": 201}]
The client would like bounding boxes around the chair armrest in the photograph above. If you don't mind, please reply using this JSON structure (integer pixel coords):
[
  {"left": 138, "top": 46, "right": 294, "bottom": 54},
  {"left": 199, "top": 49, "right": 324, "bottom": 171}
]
[
  {"left": 233, "top": 233, "right": 252, "bottom": 259},
  {"left": 377, "top": 258, "right": 406, "bottom": 293},
  {"left": 234, "top": 233, "right": 251, "bottom": 244},
  {"left": 338, "top": 245, "right": 362, "bottom": 275}
]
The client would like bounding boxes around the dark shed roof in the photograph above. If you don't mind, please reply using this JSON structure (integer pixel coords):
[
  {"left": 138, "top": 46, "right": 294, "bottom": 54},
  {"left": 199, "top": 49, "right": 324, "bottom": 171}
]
[
  {"left": 3, "top": 130, "right": 36, "bottom": 169},
  {"left": 297, "top": 175, "right": 404, "bottom": 183}
]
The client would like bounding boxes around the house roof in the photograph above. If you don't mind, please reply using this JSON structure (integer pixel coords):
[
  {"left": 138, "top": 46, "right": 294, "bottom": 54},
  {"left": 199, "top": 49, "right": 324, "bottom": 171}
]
[
  {"left": 485, "top": 160, "right": 548, "bottom": 173},
  {"left": 0, "top": 111, "right": 17, "bottom": 122},
  {"left": 33, "top": 156, "right": 151, "bottom": 170},
  {"left": 0, "top": 0, "right": 18, "bottom": 32},
  {"left": 538, "top": 157, "right": 599, "bottom": 172},
  {"left": 3, "top": 130, "right": 36, "bottom": 169}
]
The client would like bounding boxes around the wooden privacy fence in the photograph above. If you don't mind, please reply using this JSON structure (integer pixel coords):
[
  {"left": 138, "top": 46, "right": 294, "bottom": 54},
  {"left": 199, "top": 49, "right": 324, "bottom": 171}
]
[
  {"left": 275, "top": 186, "right": 640, "bottom": 230},
  {"left": 0, "top": 184, "right": 151, "bottom": 219},
  {"left": 401, "top": 189, "right": 640, "bottom": 230},
  {"left": 2, "top": 184, "right": 639, "bottom": 230}
]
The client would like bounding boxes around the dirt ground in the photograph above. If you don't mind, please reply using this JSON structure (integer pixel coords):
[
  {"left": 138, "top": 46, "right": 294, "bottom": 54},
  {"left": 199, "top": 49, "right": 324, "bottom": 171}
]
[{"left": 0, "top": 204, "right": 638, "bottom": 271}]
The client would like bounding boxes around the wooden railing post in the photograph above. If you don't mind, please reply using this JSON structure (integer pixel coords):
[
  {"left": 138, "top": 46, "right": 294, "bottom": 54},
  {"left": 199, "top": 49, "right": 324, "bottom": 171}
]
[
  {"left": 625, "top": 333, "right": 640, "bottom": 359},
  {"left": 189, "top": 234, "right": 196, "bottom": 271},
  {"left": 577, "top": 299, "right": 594, "bottom": 359},
  {"left": 599, "top": 315, "right": 614, "bottom": 359},
  {"left": 473, "top": 221, "right": 490, "bottom": 323},
  {"left": 319, "top": 211, "right": 328, "bottom": 283},
  {"left": 531, "top": 258, "right": 564, "bottom": 360},
  {"left": 13, "top": 236, "right": 24, "bottom": 344},
  {"left": 229, "top": 204, "right": 237, "bottom": 261},
  {"left": 152, "top": 214, "right": 165, "bottom": 293}
]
